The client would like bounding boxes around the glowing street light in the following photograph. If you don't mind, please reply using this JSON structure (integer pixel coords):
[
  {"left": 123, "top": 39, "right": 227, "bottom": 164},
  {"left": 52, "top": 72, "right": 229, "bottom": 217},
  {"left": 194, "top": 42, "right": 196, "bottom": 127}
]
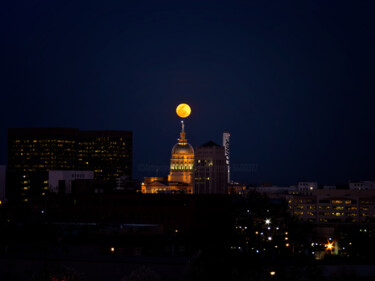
[{"left": 325, "top": 242, "right": 334, "bottom": 251}]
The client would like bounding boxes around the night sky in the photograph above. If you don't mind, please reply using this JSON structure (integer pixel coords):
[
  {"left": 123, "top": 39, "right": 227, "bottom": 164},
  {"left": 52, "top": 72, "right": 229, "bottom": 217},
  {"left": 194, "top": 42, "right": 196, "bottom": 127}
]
[{"left": 1, "top": 1, "right": 374, "bottom": 185}]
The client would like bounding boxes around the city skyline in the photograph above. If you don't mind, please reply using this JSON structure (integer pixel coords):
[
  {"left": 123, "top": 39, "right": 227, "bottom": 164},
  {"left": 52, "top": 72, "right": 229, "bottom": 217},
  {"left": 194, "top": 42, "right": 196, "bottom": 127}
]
[{"left": 1, "top": 1, "right": 375, "bottom": 185}]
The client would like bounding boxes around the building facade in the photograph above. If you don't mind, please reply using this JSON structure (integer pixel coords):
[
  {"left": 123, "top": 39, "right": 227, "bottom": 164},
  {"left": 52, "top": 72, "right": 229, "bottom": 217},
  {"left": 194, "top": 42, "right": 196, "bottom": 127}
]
[
  {"left": 7, "top": 128, "right": 132, "bottom": 203},
  {"left": 194, "top": 141, "right": 228, "bottom": 194},
  {"left": 287, "top": 189, "right": 375, "bottom": 224},
  {"left": 142, "top": 121, "right": 194, "bottom": 194},
  {"left": 48, "top": 170, "right": 94, "bottom": 194},
  {"left": 8, "top": 128, "right": 132, "bottom": 181},
  {"left": 167, "top": 121, "right": 194, "bottom": 185},
  {"left": 349, "top": 181, "right": 375, "bottom": 190}
]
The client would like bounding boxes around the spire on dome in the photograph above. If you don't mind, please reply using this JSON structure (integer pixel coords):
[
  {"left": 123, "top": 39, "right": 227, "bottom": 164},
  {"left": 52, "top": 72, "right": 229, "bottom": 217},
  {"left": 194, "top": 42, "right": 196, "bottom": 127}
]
[{"left": 178, "top": 120, "right": 187, "bottom": 145}]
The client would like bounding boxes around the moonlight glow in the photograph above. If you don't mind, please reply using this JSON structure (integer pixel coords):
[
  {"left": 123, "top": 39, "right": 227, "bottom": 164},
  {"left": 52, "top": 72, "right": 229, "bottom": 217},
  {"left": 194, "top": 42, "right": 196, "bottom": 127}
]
[{"left": 176, "top": 103, "right": 191, "bottom": 118}]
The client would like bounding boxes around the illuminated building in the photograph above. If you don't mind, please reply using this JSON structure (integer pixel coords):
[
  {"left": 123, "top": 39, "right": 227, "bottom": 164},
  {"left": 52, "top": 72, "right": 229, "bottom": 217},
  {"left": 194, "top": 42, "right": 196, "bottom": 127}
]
[
  {"left": 168, "top": 121, "right": 194, "bottom": 185},
  {"left": 298, "top": 182, "right": 318, "bottom": 195},
  {"left": 287, "top": 189, "right": 375, "bottom": 224},
  {"left": 142, "top": 121, "right": 194, "bottom": 194},
  {"left": 228, "top": 182, "right": 247, "bottom": 194},
  {"left": 8, "top": 128, "right": 132, "bottom": 180},
  {"left": 6, "top": 171, "right": 48, "bottom": 203},
  {"left": 7, "top": 128, "right": 132, "bottom": 202},
  {"left": 194, "top": 141, "right": 228, "bottom": 194}
]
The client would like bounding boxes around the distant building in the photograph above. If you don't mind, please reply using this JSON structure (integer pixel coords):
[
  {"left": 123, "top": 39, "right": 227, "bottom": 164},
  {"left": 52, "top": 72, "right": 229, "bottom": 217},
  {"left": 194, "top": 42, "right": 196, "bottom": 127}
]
[
  {"left": 6, "top": 171, "right": 48, "bottom": 203},
  {"left": 7, "top": 128, "right": 132, "bottom": 203},
  {"left": 142, "top": 121, "right": 194, "bottom": 194},
  {"left": 298, "top": 181, "right": 318, "bottom": 195},
  {"left": 287, "top": 189, "right": 375, "bottom": 224},
  {"left": 48, "top": 170, "right": 94, "bottom": 194},
  {"left": 194, "top": 141, "right": 228, "bottom": 194},
  {"left": 228, "top": 182, "right": 247, "bottom": 195},
  {"left": 8, "top": 128, "right": 132, "bottom": 181},
  {"left": 141, "top": 177, "right": 192, "bottom": 194},
  {"left": 249, "top": 185, "right": 298, "bottom": 196},
  {"left": 349, "top": 181, "right": 375, "bottom": 190},
  {"left": 115, "top": 176, "right": 141, "bottom": 193},
  {"left": 0, "top": 165, "right": 5, "bottom": 204}
]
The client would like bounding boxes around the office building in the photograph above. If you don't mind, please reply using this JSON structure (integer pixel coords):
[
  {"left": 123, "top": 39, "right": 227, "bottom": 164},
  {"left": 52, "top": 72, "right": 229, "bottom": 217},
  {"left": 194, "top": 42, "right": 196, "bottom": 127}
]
[
  {"left": 8, "top": 128, "right": 132, "bottom": 180},
  {"left": 7, "top": 128, "right": 132, "bottom": 202},
  {"left": 194, "top": 141, "right": 228, "bottom": 194},
  {"left": 287, "top": 189, "right": 375, "bottom": 224}
]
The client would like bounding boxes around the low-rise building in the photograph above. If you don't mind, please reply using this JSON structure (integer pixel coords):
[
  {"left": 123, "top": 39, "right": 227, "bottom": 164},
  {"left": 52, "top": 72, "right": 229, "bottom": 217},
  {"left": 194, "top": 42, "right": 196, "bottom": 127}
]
[
  {"left": 349, "top": 181, "right": 375, "bottom": 190},
  {"left": 287, "top": 189, "right": 375, "bottom": 224},
  {"left": 48, "top": 170, "right": 94, "bottom": 194}
]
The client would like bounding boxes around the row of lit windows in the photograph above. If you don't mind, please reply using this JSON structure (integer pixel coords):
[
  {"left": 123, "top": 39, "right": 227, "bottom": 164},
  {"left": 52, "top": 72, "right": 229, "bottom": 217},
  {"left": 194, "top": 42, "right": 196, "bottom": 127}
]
[
  {"left": 331, "top": 200, "right": 353, "bottom": 204},
  {"left": 171, "top": 164, "right": 193, "bottom": 170},
  {"left": 296, "top": 211, "right": 375, "bottom": 217}
]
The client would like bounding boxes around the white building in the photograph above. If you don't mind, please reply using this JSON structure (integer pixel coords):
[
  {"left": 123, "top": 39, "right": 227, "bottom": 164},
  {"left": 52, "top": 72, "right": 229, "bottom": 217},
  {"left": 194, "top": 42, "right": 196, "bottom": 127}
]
[{"left": 48, "top": 170, "right": 94, "bottom": 194}]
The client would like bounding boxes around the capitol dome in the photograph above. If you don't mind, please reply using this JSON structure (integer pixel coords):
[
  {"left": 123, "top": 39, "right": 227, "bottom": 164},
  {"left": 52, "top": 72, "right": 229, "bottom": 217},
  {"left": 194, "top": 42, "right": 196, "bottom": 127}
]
[{"left": 171, "top": 143, "right": 194, "bottom": 155}]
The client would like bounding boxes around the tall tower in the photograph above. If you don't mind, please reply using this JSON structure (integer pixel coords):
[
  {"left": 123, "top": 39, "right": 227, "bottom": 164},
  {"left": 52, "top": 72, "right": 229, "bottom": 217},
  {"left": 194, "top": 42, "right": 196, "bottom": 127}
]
[
  {"left": 168, "top": 121, "right": 194, "bottom": 184},
  {"left": 222, "top": 132, "right": 230, "bottom": 183}
]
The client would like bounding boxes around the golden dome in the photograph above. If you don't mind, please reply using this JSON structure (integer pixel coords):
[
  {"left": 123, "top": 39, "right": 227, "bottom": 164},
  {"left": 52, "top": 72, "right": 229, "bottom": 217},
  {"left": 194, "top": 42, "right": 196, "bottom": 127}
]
[
  {"left": 171, "top": 120, "right": 194, "bottom": 156},
  {"left": 172, "top": 143, "right": 194, "bottom": 155}
]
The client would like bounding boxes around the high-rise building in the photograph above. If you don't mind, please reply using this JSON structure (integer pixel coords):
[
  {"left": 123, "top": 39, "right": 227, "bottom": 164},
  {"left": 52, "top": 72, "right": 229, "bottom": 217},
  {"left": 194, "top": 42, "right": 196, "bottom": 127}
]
[
  {"left": 8, "top": 128, "right": 132, "bottom": 180},
  {"left": 7, "top": 128, "right": 132, "bottom": 203},
  {"left": 194, "top": 141, "right": 228, "bottom": 194}
]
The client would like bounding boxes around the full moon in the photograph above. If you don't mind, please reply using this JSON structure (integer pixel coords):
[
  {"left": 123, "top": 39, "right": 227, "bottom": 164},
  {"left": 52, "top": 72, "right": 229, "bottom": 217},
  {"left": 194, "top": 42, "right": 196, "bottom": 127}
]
[{"left": 176, "top": 103, "right": 191, "bottom": 118}]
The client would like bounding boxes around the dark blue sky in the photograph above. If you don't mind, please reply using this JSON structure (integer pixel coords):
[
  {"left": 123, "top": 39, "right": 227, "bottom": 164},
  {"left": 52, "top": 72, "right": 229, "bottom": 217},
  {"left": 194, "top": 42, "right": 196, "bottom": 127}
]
[{"left": 1, "top": 0, "right": 374, "bottom": 185}]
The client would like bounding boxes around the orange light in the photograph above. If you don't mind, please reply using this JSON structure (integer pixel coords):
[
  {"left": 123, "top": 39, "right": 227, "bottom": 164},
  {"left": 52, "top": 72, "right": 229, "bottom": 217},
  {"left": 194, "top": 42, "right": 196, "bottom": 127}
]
[
  {"left": 270, "top": 271, "right": 276, "bottom": 276},
  {"left": 325, "top": 242, "right": 334, "bottom": 251}
]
